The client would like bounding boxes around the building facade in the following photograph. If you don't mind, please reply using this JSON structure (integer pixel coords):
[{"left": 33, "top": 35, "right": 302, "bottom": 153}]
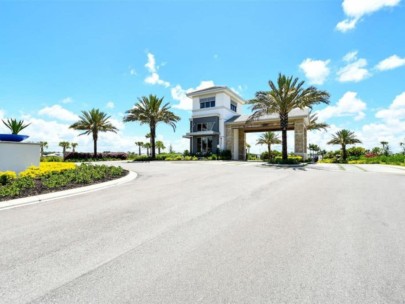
[
  {"left": 184, "top": 86, "right": 309, "bottom": 160},
  {"left": 183, "top": 86, "right": 245, "bottom": 155}
]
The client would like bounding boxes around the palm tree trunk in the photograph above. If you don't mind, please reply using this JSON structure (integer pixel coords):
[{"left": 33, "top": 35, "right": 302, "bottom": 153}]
[
  {"left": 93, "top": 133, "right": 98, "bottom": 158},
  {"left": 151, "top": 124, "right": 156, "bottom": 159},
  {"left": 138, "top": 146, "right": 141, "bottom": 156},
  {"left": 280, "top": 113, "right": 288, "bottom": 161},
  {"left": 158, "top": 147, "right": 161, "bottom": 154},
  {"left": 267, "top": 144, "right": 271, "bottom": 161},
  {"left": 342, "top": 144, "right": 347, "bottom": 162}
]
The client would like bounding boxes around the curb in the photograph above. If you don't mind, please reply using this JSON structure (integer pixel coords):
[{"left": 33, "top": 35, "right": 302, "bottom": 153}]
[
  {"left": 262, "top": 163, "right": 307, "bottom": 168},
  {"left": 0, "top": 170, "right": 138, "bottom": 211}
]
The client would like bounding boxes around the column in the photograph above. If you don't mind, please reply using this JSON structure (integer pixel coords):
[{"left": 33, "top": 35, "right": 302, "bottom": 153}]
[{"left": 294, "top": 121, "right": 307, "bottom": 160}]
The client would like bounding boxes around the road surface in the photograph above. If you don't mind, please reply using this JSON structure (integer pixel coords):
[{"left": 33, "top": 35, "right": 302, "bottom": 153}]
[{"left": 1, "top": 162, "right": 404, "bottom": 303}]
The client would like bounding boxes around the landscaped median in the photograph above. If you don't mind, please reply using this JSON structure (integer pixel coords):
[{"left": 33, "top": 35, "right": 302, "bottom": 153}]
[{"left": 0, "top": 162, "right": 128, "bottom": 201}]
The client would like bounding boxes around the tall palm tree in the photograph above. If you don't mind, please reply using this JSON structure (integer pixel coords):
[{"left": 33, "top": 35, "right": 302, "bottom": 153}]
[
  {"left": 156, "top": 140, "right": 166, "bottom": 154},
  {"left": 249, "top": 74, "right": 330, "bottom": 161},
  {"left": 144, "top": 142, "right": 151, "bottom": 156},
  {"left": 327, "top": 129, "right": 362, "bottom": 161},
  {"left": 39, "top": 141, "right": 48, "bottom": 158},
  {"left": 69, "top": 108, "right": 118, "bottom": 157},
  {"left": 380, "top": 141, "right": 389, "bottom": 156},
  {"left": 71, "top": 142, "right": 78, "bottom": 153},
  {"left": 400, "top": 140, "right": 405, "bottom": 154},
  {"left": 135, "top": 141, "right": 144, "bottom": 155},
  {"left": 256, "top": 132, "right": 281, "bottom": 160},
  {"left": 123, "top": 95, "right": 180, "bottom": 159},
  {"left": 59, "top": 141, "right": 70, "bottom": 160},
  {"left": 307, "top": 111, "right": 329, "bottom": 131}
]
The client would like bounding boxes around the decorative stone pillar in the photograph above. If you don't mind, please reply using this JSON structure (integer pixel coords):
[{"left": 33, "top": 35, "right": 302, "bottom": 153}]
[
  {"left": 225, "top": 125, "right": 233, "bottom": 151},
  {"left": 294, "top": 122, "right": 307, "bottom": 159},
  {"left": 238, "top": 128, "right": 246, "bottom": 160}
]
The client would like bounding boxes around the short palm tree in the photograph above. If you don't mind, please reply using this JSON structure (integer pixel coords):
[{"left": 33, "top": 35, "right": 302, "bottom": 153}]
[
  {"left": 71, "top": 142, "right": 78, "bottom": 153},
  {"left": 135, "top": 141, "right": 144, "bottom": 155},
  {"left": 2, "top": 118, "right": 30, "bottom": 134},
  {"left": 144, "top": 142, "right": 151, "bottom": 156},
  {"left": 156, "top": 140, "right": 166, "bottom": 154},
  {"left": 246, "top": 143, "right": 251, "bottom": 154},
  {"left": 123, "top": 95, "right": 180, "bottom": 159},
  {"left": 256, "top": 132, "right": 281, "bottom": 160},
  {"left": 59, "top": 141, "right": 70, "bottom": 160},
  {"left": 70, "top": 108, "right": 118, "bottom": 157},
  {"left": 327, "top": 129, "right": 362, "bottom": 161},
  {"left": 249, "top": 74, "right": 330, "bottom": 161},
  {"left": 308, "top": 143, "right": 320, "bottom": 158},
  {"left": 39, "top": 141, "right": 48, "bottom": 158},
  {"left": 307, "top": 111, "right": 329, "bottom": 131}
]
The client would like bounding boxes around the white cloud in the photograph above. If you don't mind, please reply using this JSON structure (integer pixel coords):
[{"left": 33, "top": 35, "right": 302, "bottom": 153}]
[
  {"left": 38, "top": 105, "right": 79, "bottom": 122},
  {"left": 375, "top": 55, "right": 405, "bottom": 71},
  {"left": 171, "top": 80, "right": 215, "bottom": 111},
  {"left": 106, "top": 101, "right": 115, "bottom": 109},
  {"left": 299, "top": 58, "right": 331, "bottom": 85},
  {"left": 144, "top": 52, "right": 170, "bottom": 88},
  {"left": 316, "top": 91, "right": 367, "bottom": 121},
  {"left": 61, "top": 97, "right": 73, "bottom": 104},
  {"left": 337, "top": 51, "right": 371, "bottom": 82},
  {"left": 336, "top": 0, "right": 401, "bottom": 32},
  {"left": 375, "top": 92, "right": 405, "bottom": 123}
]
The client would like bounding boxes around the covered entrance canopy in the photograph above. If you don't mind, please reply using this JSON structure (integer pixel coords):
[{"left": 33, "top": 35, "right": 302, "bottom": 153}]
[{"left": 225, "top": 108, "right": 310, "bottom": 160}]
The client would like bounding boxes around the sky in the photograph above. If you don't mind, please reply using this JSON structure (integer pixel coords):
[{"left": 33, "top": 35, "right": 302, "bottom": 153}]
[{"left": 1, "top": 0, "right": 405, "bottom": 154}]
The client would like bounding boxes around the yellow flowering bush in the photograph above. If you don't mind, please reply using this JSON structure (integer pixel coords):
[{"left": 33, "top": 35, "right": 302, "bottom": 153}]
[
  {"left": 19, "top": 162, "right": 77, "bottom": 178},
  {"left": 0, "top": 171, "right": 18, "bottom": 185}
]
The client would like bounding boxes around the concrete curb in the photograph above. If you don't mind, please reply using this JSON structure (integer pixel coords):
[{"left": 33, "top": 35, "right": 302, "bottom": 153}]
[
  {"left": 262, "top": 163, "right": 308, "bottom": 168},
  {"left": 0, "top": 170, "right": 138, "bottom": 211}
]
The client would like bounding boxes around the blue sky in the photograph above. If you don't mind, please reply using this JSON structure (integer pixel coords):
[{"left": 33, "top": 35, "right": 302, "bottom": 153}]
[{"left": 1, "top": 0, "right": 405, "bottom": 154}]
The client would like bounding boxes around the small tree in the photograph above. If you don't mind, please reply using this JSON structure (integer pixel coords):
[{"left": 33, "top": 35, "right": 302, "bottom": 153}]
[
  {"left": 59, "top": 141, "right": 71, "bottom": 160},
  {"left": 380, "top": 141, "right": 389, "bottom": 156},
  {"left": 169, "top": 144, "right": 174, "bottom": 153},
  {"left": 400, "top": 140, "right": 405, "bottom": 155},
  {"left": 71, "top": 142, "right": 78, "bottom": 153},
  {"left": 135, "top": 142, "right": 144, "bottom": 155},
  {"left": 156, "top": 141, "right": 166, "bottom": 154},
  {"left": 327, "top": 129, "right": 362, "bottom": 161},
  {"left": 39, "top": 141, "right": 48, "bottom": 158},
  {"left": 144, "top": 142, "right": 151, "bottom": 156},
  {"left": 256, "top": 132, "right": 281, "bottom": 160}
]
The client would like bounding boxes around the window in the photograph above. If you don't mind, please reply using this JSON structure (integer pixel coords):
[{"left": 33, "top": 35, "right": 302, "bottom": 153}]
[
  {"left": 196, "top": 136, "right": 213, "bottom": 154},
  {"left": 197, "top": 123, "right": 208, "bottom": 131},
  {"left": 200, "top": 97, "right": 215, "bottom": 109},
  {"left": 231, "top": 101, "right": 237, "bottom": 112}
]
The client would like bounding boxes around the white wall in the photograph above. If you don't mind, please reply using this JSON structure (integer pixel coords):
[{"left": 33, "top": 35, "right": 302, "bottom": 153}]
[{"left": 0, "top": 142, "right": 41, "bottom": 173}]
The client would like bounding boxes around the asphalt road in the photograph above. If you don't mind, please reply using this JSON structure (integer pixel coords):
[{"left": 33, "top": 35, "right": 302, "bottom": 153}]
[{"left": 1, "top": 162, "right": 404, "bottom": 304}]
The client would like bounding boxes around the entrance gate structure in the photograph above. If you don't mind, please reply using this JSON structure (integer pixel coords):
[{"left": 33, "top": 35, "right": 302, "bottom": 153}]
[{"left": 225, "top": 108, "right": 310, "bottom": 160}]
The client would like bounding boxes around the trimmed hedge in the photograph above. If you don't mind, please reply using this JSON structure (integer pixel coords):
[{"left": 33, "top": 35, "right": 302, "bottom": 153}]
[{"left": 65, "top": 152, "right": 128, "bottom": 161}]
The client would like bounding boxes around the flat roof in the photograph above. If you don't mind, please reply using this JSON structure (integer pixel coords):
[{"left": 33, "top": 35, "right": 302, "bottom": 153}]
[
  {"left": 226, "top": 108, "right": 309, "bottom": 124},
  {"left": 186, "top": 86, "right": 245, "bottom": 105}
]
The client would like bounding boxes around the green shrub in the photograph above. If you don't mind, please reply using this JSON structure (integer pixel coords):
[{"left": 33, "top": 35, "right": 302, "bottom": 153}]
[
  {"left": 41, "top": 156, "right": 64, "bottom": 162},
  {"left": 272, "top": 156, "right": 303, "bottom": 164},
  {"left": 219, "top": 150, "right": 232, "bottom": 160}
]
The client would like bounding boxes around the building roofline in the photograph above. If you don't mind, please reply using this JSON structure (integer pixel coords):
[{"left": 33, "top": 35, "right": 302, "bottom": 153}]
[{"left": 186, "top": 86, "right": 245, "bottom": 104}]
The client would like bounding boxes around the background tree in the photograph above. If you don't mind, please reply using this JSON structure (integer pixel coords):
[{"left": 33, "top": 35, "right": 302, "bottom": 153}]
[
  {"left": 308, "top": 143, "right": 320, "bottom": 158},
  {"left": 70, "top": 108, "right": 118, "bottom": 157},
  {"left": 246, "top": 143, "right": 251, "bottom": 154},
  {"left": 39, "top": 141, "right": 48, "bottom": 158},
  {"left": 144, "top": 142, "right": 151, "bottom": 156},
  {"left": 71, "top": 142, "right": 78, "bottom": 153},
  {"left": 256, "top": 132, "right": 281, "bottom": 160},
  {"left": 380, "top": 141, "right": 389, "bottom": 156},
  {"left": 327, "top": 129, "right": 362, "bottom": 161},
  {"left": 249, "top": 74, "right": 330, "bottom": 161},
  {"left": 123, "top": 95, "right": 180, "bottom": 159},
  {"left": 400, "top": 140, "right": 405, "bottom": 154},
  {"left": 156, "top": 141, "right": 166, "bottom": 154},
  {"left": 135, "top": 141, "right": 144, "bottom": 155},
  {"left": 59, "top": 141, "right": 70, "bottom": 160},
  {"left": 169, "top": 144, "right": 174, "bottom": 153}
]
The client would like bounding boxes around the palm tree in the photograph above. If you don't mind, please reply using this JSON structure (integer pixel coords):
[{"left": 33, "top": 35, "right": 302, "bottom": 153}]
[
  {"left": 123, "top": 95, "right": 180, "bottom": 159},
  {"left": 256, "top": 132, "right": 281, "bottom": 160},
  {"left": 69, "top": 108, "right": 118, "bottom": 157},
  {"left": 59, "top": 141, "right": 70, "bottom": 160},
  {"left": 307, "top": 111, "right": 329, "bottom": 131},
  {"left": 39, "top": 141, "right": 48, "bottom": 158},
  {"left": 327, "top": 129, "right": 362, "bottom": 161},
  {"left": 249, "top": 74, "right": 330, "bottom": 161},
  {"left": 135, "top": 141, "right": 144, "bottom": 155},
  {"left": 308, "top": 143, "right": 320, "bottom": 158},
  {"left": 156, "top": 141, "right": 166, "bottom": 154},
  {"left": 246, "top": 143, "right": 251, "bottom": 154},
  {"left": 144, "top": 142, "right": 151, "bottom": 156},
  {"left": 71, "top": 142, "right": 78, "bottom": 153},
  {"left": 380, "top": 141, "right": 389, "bottom": 156},
  {"left": 400, "top": 140, "right": 405, "bottom": 154}
]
